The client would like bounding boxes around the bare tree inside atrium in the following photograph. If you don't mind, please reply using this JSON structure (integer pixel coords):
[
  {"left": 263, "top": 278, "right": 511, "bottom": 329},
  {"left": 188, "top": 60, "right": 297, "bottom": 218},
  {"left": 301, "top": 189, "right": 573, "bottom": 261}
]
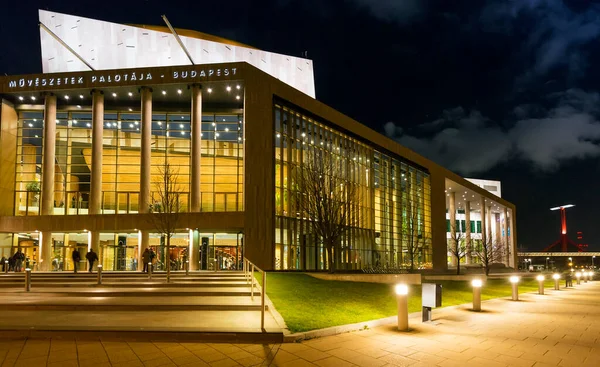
[
  {"left": 148, "top": 162, "right": 182, "bottom": 282},
  {"left": 298, "top": 151, "right": 359, "bottom": 273},
  {"left": 473, "top": 236, "right": 505, "bottom": 276},
  {"left": 448, "top": 222, "right": 467, "bottom": 275}
]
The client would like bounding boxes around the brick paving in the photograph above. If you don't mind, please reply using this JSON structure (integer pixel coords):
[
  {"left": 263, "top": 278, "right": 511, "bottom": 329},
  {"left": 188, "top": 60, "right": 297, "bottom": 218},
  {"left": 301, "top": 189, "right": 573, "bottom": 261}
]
[{"left": 1, "top": 280, "right": 599, "bottom": 366}]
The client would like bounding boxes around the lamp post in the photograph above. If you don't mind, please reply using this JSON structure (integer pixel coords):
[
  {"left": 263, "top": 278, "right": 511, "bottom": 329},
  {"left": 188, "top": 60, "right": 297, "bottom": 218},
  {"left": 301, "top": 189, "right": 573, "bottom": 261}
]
[
  {"left": 472, "top": 279, "right": 482, "bottom": 311},
  {"left": 509, "top": 276, "right": 519, "bottom": 301},
  {"left": 546, "top": 257, "right": 550, "bottom": 270},
  {"left": 593, "top": 256, "right": 596, "bottom": 269},
  {"left": 552, "top": 273, "right": 560, "bottom": 290},
  {"left": 395, "top": 284, "right": 409, "bottom": 331},
  {"left": 575, "top": 272, "right": 582, "bottom": 285},
  {"left": 537, "top": 275, "right": 545, "bottom": 295}
]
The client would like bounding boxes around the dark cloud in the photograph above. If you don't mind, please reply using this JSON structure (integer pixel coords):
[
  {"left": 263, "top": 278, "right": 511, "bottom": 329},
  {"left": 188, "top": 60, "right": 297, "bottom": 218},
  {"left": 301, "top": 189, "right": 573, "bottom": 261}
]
[
  {"left": 351, "top": 0, "right": 425, "bottom": 23},
  {"left": 384, "top": 89, "right": 600, "bottom": 175}
]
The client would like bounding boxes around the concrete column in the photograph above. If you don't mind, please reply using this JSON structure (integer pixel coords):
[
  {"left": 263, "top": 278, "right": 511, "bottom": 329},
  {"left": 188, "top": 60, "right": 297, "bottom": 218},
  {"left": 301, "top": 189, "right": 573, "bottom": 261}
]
[
  {"left": 487, "top": 204, "right": 492, "bottom": 245},
  {"left": 503, "top": 207, "right": 509, "bottom": 266},
  {"left": 139, "top": 87, "right": 152, "bottom": 213},
  {"left": 41, "top": 94, "right": 57, "bottom": 215},
  {"left": 508, "top": 210, "right": 515, "bottom": 267},
  {"left": 480, "top": 197, "right": 486, "bottom": 246},
  {"left": 40, "top": 231, "right": 52, "bottom": 271},
  {"left": 89, "top": 90, "right": 104, "bottom": 214},
  {"left": 449, "top": 192, "right": 457, "bottom": 266},
  {"left": 137, "top": 230, "right": 150, "bottom": 271},
  {"left": 465, "top": 201, "right": 471, "bottom": 264},
  {"left": 495, "top": 213, "right": 501, "bottom": 244},
  {"left": 190, "top": 84, "right": 202, "bottom": 212},
  {"left": 191, "top": 230, "right": 200, "bottom": 270}
]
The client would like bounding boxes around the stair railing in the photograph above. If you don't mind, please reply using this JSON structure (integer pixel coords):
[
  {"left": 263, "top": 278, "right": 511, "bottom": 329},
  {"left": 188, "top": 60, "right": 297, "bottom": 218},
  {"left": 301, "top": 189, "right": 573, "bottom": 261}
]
[{"left": 243, "top": 258, "right": 266, "bottom": 332}]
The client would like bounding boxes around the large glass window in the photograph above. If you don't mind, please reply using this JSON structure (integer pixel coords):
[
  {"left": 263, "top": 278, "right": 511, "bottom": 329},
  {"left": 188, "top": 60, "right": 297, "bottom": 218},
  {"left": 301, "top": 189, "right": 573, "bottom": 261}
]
[
  {"left": 15, "top": 109, "right": 244, "bottom": 215},
  {"left": 274, "top": 103, "right": 432, "bottom": 271}
]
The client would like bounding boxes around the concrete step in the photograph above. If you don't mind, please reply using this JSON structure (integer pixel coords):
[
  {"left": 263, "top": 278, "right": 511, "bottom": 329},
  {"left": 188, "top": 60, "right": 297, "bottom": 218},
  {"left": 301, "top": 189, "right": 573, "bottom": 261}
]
[
  {"left": 0, "top": 281, "right": 254, "bottom": 288},
  {"left": 0, "top": 276, "right": 247, "bottom": 283},
  {"left": 0, "top": 287, "right": 255, "bottom": 297},
  {"left": 0, "top": 295, "right": 268, "bottom": 311},
  {"left": 0, "top": 310, "right": 283, "bottom": 342}
]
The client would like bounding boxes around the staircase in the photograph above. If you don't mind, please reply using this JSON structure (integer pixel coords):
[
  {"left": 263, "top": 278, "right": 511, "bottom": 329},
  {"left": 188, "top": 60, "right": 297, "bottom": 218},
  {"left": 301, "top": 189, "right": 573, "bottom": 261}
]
[{"left": 0, "top": 271, "right": 283, "bottom": 342}]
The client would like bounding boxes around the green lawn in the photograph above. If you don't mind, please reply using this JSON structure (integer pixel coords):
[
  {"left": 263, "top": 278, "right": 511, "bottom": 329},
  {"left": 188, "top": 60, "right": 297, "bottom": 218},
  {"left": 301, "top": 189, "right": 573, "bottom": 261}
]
[{"left": 261, "top": 273, "right": 557, "bottom": 333}]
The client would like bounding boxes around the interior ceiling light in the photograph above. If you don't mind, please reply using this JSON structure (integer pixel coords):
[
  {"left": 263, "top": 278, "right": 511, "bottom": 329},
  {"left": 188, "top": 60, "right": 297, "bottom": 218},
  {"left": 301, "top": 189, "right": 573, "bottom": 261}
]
[
  {"left": 79, "top": 95, "right": 84, "bottom": 99},
  {"left": 18, "top": 96, "right": 24, "bottom": 101},
  {"left": 64, "top": 95, "right": 70, "bottom": 100},
  {"left": 207, "top": 88, "right": 212, "bottom": 93},
  {"left": 226, "top": 86, "right": 231, "bottom": 92},
  {"left": 31, "top": 96, "right": 36, "bottom": 101},
  {"left": 177, "top": 89, "right": 182, "bottom": 94},
  {"left": 236, "top": 95, "right": 240, "bottom": 100},
  {"left": 128, "top": 92, "right": 133, "bottom": 97},
  {"left": 236, "top": 85, "right": 241, "bottom": 90},
  {"left": 112, "top": 93, "right": 117, "bottom": 97},
  {"left": 162, "top": 90, "right": 166, "bottom": 95}
]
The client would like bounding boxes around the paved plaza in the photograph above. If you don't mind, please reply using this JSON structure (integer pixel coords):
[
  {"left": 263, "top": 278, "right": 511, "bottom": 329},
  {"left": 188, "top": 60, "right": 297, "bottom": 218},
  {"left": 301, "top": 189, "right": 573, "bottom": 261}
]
[{"left": 0, "top": 281, "right": 599, "bottom": 367}]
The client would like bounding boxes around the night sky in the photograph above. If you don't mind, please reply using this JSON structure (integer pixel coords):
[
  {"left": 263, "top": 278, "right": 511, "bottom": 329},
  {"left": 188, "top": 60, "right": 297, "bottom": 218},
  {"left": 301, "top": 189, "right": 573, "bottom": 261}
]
[{"left": 1, "top": 0, "right": 599, "bottom": 252}]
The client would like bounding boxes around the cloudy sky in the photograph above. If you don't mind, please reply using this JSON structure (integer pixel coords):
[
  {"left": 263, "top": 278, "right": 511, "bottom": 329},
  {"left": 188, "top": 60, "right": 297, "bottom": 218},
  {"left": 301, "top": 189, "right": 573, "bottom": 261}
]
[{"left": 1, "top": 0, "right": 599, "bottom": 251}]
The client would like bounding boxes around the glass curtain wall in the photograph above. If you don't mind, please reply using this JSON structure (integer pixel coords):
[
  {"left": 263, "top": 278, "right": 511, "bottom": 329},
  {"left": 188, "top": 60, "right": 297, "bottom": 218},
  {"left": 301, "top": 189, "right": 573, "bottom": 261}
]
[
  {"left": 15, "top": 110, "right": 244, "bottom": 215},
  {"left": 274, "top": 103, "right": 432, "bottom": 271}
]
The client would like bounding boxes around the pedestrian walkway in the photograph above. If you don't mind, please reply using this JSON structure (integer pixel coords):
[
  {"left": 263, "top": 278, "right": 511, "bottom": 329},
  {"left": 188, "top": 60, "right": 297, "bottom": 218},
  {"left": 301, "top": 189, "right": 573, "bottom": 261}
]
[{"left": 1, "top": 281, "right": 599, "bottom": 366}]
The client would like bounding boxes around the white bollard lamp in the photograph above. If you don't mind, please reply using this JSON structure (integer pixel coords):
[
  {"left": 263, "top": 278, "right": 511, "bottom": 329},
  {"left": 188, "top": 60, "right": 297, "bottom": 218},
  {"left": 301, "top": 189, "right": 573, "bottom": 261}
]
[{"left": 395, "top": 284, "right": 409, "bottom": 331}]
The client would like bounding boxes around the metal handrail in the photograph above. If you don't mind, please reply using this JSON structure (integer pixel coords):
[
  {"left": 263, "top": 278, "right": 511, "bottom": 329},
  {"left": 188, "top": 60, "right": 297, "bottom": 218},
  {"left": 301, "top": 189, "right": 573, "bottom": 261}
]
[{"left": 243, "top": 257, "right": 266, "bottom": 331}]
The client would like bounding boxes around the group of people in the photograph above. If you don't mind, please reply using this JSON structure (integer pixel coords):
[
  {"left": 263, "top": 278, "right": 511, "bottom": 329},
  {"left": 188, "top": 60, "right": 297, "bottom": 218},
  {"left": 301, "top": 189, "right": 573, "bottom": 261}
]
[
  {"left": 71, "top": 248, "right": 98, "bottom": 273},
  {"left": 141, "top": 248, "right": 157, "bottom": 272},
  {"left": 0, "top": 250, "right": 28, "bottom": 272}
]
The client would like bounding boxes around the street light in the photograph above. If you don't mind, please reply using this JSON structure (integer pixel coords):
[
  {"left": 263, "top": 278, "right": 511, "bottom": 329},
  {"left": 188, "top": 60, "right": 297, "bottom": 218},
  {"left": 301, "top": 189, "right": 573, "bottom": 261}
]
[
  {"left": 509, "top": 276, "right": 519, "bottom": 301},
  {"left": 552, "top": 273, "right": 560, "bottom": 290},
  {"left": 472, "top": 279, "right": 482, "bottom": 311},
  {"left": 536, "top": 275, "right": 545, "bottom": 295},
  {"left": 395, "top": 284, "right": 409, "bottom": 331}
]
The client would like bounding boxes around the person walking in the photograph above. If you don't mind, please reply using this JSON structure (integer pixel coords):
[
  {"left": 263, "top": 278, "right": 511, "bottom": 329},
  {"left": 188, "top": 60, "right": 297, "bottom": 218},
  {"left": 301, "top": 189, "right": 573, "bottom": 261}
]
[
  {"left": 85, "top": 249, "right": 98, "bottom": 273},
  {"left": 0, "top": 256, "right": 5, "bottom": 272},
  {"left": 14, "top": 250, "right": 24, "bottom": 272},
  {"left": 142, "top": 248, "right": 150, "bottom": 273},
  {"left": 72, "top": 249, "right": 81, "bottom": 273}
]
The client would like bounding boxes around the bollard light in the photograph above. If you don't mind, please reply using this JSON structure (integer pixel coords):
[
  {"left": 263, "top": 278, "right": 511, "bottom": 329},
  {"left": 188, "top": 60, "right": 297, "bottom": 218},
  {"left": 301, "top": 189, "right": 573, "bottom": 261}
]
[
  {"left": 185, "top": 260, "right": 190, "bottom": 276},
  {"left": 552, "top": 273, "right": 560, "bottom": 290},
  {"left": 583, "top": 271, "right": 589, "bottom": 283},
  {"left": 471, "top": 279, "right": 482, "bottom": 312},
  {"left": 394, "top": 284, "right": 409, "bottom": 331},
  {"left": 575, "top": 272, "right": 582, "bottom": 285},
  {"left": 509, "top": 276, "right": 520, "bottom": 301},
  {"left": 25, "top": 268, "right": 31, "bottom": 292},
  {"left": 536, "top": 275, "right": 545, "bottom": 295},
  {"left": 589, "top": 271, "right": 594, "bottom": 281},
  {"left": 97, "top": 264, "right": 103, "bottom": 285},
  {"left": 148, "top": 262, "right": 153, "bottom": 280},
  {"left": 4, "top": 260, "right": 7, "bottom": 274}
]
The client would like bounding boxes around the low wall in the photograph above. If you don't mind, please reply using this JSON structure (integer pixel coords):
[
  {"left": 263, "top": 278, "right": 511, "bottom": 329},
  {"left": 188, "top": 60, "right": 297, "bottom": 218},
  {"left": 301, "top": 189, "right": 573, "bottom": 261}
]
[
  {"left": 306, "top": 273, "right": 421, "bottom": 285},
  {"left": 423, "top": 275, "right": 488, "bottom": 281}
]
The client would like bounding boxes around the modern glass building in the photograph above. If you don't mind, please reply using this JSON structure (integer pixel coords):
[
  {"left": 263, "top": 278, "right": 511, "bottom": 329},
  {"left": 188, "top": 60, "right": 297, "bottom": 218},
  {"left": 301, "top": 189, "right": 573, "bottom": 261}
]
[{"left": 0, "top": 10, "right": 517, "bottom": 272}]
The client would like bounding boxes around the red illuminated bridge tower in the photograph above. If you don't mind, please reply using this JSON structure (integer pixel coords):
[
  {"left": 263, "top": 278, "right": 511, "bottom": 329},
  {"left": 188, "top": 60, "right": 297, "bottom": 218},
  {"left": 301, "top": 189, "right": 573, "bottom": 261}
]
[{"left": 543, "top": 204, "right": 586, "bottom": 252}]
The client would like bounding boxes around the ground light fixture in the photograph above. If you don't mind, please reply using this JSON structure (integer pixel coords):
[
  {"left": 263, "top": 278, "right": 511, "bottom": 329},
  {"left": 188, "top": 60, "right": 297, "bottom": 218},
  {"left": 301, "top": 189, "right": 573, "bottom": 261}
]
[
  {"left": 25, "top": 268, "right": 31, "bottom": 292},
  {"left": 589, "top": 271, "right": 594, "bottom": 281},
  {"left": 536, "top": 275, "right": 545, "bottom": 295},
  {"left": 471, "top": 279, "right": 482, "bottom": 312},
  {"left": 509, "top": 276, "right": 520, "bottom": 301},
  {"left": 394, "top": 284, "right": 409, "bottom": 331},
  {"left": 552, "top": 273, "right": 561, "bottom": 290},
  {"left": 583, "top": 271, "right": 589, "bottom": 283},
  {"left": 576, "top": 272, "right": 582, "bottom": 285}
]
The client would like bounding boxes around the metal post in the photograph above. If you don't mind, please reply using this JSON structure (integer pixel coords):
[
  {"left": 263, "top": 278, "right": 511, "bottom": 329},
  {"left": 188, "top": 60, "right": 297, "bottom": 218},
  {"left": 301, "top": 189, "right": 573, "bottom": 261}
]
[
  {"left": 395, "top": 284, "right": 409, "bottom": 331},
  {"left": 473, "top": 287, "right": 481, "bottom": 311},
  {"left": 511, "top": 283, "right": 518, "bottom": 301},
  {"left": 250, "top": 264, "right": 254, "bottom": 301},
  {"left": 261, "top": 271, "right": 266, "bottom": 331},
  {"left": 4, "top": 261, "right": 7, "bottom": 274},
  {"left": 25, "top": 268, "right": 31, "bottom": 292},
  {"left": 97, "top": 265, "right": 102, "bottom": 285},
  {"left": 537, "top": 276, "right": 545, "bottom": 295},
  {"left": 148, "top": 262, "right": 153, "bottom": 280},
  {"left": 185, "top": 260, "right": 189, "bottom": 276}
]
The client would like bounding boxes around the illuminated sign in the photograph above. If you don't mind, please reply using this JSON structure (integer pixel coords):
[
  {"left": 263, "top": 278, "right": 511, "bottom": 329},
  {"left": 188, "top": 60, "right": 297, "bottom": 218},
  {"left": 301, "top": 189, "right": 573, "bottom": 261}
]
[{"left": 4, "top": 66, "right": 239, "bottom": 91}]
